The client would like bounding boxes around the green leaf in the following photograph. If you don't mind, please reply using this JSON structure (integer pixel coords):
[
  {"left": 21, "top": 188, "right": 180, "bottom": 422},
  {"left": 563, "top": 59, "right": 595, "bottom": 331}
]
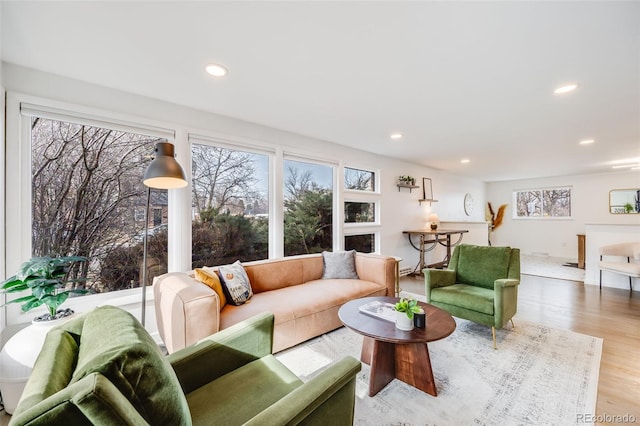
[
  {"left": 1, "top": 281, "right": 29, "bottom": 293},
  {"left": 0, "top": 275, "right": 20, "bottom": 288},
  {"left": 0, "top": 294, "right": 35, "bottom": 308},
  {"left": 22, "top": 298, "right": 44, "bottom": 312}
]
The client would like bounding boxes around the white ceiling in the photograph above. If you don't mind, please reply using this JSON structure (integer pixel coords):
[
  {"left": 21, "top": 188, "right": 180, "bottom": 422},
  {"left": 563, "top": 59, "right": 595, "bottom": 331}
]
[{"left": 2, "top": 1, "right": 639, "bottom": 182}]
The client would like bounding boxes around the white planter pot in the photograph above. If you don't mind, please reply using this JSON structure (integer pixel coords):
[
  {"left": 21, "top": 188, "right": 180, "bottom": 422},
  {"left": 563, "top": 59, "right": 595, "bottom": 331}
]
[
  {"left": 395, "top": 310, "right": 414, "bottom": 331},
  {"left": 0, "top": 313, "right": 76, "bottom": 414}
]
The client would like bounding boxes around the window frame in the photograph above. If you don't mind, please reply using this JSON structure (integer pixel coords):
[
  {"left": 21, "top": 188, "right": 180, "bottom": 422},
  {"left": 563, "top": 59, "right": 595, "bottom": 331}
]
[
  {"left": 282, "top": 154, "right": 337, "bottom": 256},
  {"left": 512, "top": 186, "right": 573, "bottom": 219},
  {"left": 4, "top": 93, "right": 179, "bottom": 326},
  {"left": 343, "top": 166, "right": 379, "bottom": 194},
  {"left": 189, "top": 135, "right": 274, "bottom": 264},
  {"left": 343, "top": 231, "right": 379, "bottom": 253},
  {"left": 343, "top": 200, "right": 380, "bottom": 226}
]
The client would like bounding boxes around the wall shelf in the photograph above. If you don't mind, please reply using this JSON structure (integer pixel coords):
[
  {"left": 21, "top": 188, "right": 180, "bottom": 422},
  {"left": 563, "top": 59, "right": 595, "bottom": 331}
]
[{"left": 397, "top": 184, "right": 419, "bottom": 193}]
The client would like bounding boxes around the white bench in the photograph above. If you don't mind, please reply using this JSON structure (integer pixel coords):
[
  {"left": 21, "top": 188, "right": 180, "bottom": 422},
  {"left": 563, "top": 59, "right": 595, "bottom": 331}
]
[{"left": 599, "top": 242, "right": 640, "bottom": 291}]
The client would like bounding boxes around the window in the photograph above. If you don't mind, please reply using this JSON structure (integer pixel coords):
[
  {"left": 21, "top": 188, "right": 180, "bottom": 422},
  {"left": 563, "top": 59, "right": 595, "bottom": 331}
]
[
  {"left": 191, "top": 143, "right": 269, "bottom": 267},
  {"left": 344, "top": 167, "right": 375, "bottom": 191},
  {"left": 30, "top": 116, "right": 165, "bottom": 294},
  {"left": 283, "top": 159, "right": 333, "bottom": 256},
  {"left": 344, "top": 201, "right": 376, "bottom": 223},
  {"left": 514, "top": 187, "right": 572, "bottom": 218},
  {"left": 345, "top": 233, "right": 375, "bottom": 253}
]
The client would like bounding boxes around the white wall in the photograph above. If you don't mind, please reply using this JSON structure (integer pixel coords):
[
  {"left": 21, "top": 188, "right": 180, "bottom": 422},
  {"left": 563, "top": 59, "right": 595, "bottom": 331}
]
[
  {"left": 0, "top": 3, "right": 5, "bottom": 333},
  {"left": 487, "top": 171, "right": 640, "bottom": 259},
  {"left": 0, "top": 62, "right": 486, "bottom": 330}
]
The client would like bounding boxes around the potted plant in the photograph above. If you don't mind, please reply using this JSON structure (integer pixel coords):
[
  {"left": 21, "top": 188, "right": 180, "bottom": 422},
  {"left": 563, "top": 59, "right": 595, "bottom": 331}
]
[
  {"left": 0, "top": 256, "right": 88, "bottom": 322},
  {"left": 394, "top": 297, "right": 421, "bottom": 331},
  {"left": 398, "top": 175, "right": 416, "bottom": 186}
]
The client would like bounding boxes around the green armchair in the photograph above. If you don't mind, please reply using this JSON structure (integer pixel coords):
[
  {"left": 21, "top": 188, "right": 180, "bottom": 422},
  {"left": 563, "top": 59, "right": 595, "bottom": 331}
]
[
  {"left": 9, "top": 306, "right": 361, "bottom": 426},
  {"left": 423, "top": 244, "right": 520, "bottom": 349}
]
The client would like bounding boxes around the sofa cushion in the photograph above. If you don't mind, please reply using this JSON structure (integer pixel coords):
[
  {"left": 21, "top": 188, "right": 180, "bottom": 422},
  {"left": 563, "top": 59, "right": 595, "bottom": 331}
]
[
  {"left": 220, "top": 278, "right": 385, "bottom": 327},
  {"left": 69, "top": 306, "right": 191, "bottom": 426},
  {"left": 456, "top": 245, "right": 511, "bottom": 289},
  {"left": 186, "top": 355, "right": 302, "bottom": 425},
  {"left": 322, "top": 250, "right": 359, "bottom": 279},
  {"left": 430, "top": 284, "right": 494, "bottom": 315},
  {"left": 218, "top": 261, "right": 253, "bottom": 305},
  {"left": 194, "top": 268, "right": 227, "bottom": 308}
]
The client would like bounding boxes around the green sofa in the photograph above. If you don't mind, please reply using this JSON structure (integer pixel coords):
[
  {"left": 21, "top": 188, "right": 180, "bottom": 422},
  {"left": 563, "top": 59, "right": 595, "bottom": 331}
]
[
  {"left": 424, "top": 244, "right": 520, "bottom": 349},
  {"left": 9, "top": 306, "right": 361, "bottom": 425}
]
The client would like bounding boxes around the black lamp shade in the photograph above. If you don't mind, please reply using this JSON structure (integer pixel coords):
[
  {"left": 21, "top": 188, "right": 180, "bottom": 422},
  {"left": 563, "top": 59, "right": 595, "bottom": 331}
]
[{"left": 143, "top": 142, "right": 188, "bottom": 189}]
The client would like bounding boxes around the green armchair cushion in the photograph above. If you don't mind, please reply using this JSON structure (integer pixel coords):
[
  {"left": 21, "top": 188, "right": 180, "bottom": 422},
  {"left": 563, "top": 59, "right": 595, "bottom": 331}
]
[
  {"left": 456, "top": 244, "right": 511, "bottom": 289},
  {"left": 67, "top": 306, "right": 190, "bottom": 426},
  {"left": 186, "top": 354, "right": 302, "bottom": 426},
  {"left": 430, "top": 284, "right": 494, "bottom": 315}
]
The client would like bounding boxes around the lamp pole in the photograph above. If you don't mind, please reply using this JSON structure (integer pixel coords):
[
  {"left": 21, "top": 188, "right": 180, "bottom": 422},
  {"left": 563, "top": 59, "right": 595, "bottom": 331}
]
[
  {"left": 141, "top": 186, "right": 152, "bottom": 326},
  {"left": 140, "top": 142, "right": 187, "bottom": 327}
]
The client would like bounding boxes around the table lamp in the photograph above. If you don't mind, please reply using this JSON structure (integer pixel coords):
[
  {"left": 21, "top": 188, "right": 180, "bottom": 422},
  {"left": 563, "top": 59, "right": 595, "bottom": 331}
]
[{"left": 428, "top": 213, "right": 439, "bottom": 230}]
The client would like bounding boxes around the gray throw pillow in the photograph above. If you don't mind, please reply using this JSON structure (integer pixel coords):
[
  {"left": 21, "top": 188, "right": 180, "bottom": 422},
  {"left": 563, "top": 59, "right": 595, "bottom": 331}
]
[{"left": 322, "top": 250, "right": 359, "bottom": 279}]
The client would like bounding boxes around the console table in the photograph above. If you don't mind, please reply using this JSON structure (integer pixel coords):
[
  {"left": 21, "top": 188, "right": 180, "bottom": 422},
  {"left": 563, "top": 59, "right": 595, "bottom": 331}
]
[{"left": 403, "top": 229, "right": 469, "bottom": 274}]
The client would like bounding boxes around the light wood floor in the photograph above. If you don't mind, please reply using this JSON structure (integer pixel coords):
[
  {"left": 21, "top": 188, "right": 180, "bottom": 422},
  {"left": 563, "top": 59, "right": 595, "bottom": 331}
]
[
  {"left": 402, "top": 273, "right": 640, "bottom": 425},
  {"left": 2, "top": 274, "right": 638, "bottom": 425}
]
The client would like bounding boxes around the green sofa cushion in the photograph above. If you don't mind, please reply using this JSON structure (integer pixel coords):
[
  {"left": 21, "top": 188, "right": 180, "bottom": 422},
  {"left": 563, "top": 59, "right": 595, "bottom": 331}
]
[
  {"left": 69, "top": 306, "right": 191, "bottom": 426},
  {"left": 430, "top": 284, "right": 495, "bottom": 315},
  {"left": 186, "top": 354, "right": 302, "bottom": 426},
  {"left": 456, "top": 245, "right": 511, "bottom": 289}
]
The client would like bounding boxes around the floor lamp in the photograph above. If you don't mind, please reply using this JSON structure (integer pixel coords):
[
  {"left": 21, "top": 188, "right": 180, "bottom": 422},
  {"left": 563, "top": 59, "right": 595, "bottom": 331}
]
[{"left": 141, "top": 142, "right": 187, "bottom": 326}]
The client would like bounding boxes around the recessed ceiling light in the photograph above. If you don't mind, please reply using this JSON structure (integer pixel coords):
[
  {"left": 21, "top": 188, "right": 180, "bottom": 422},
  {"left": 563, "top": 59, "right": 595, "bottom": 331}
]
[
  {"left": 579, "top": 139, "right": 595, "bottom": 145},
  {"left": 460, "top": 159, "right": 470, "bottom": 164},
  {"left": 390, "top": 133, "right": 403, "bottom": 140},
  {"left": 205, "top": 63, "right": 228, "bottom": 77},
  {"left": 554, "top": 84, "right": 578, "bottom": 94}
]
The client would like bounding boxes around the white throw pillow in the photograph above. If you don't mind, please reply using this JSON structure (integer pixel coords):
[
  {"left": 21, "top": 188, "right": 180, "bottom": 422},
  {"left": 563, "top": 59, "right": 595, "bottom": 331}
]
[{"left": 218, "top": 260, "right": 253, "bottom": 305}]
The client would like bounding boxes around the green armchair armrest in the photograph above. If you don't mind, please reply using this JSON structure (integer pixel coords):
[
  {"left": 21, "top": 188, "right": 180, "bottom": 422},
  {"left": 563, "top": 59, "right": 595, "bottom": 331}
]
[
  {"left": 169, "top": 311, "right": 274, "bottom": 394},
  {"left": 424, "top": 269, "right": 456, "bottom": 302},
  {"left": 494, "top": 278, "right": 520, "bottom": 329},
  {"left": 10, "top": 373, "right": 150, "bottom": 426},
  {"left": 244, "top": 356, "right": 362, "bottom": 426}
]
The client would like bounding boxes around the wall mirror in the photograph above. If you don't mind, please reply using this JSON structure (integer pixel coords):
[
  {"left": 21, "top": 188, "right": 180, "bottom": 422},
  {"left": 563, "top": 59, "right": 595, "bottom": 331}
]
[{"left": 609, "top": 189, "right": 640, "bottom": 214}]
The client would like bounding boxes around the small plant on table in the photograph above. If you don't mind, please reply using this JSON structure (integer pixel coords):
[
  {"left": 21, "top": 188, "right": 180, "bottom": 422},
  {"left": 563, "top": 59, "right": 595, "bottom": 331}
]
[{"left": 394, "top": 297, "right": 421, "bottom": 320}]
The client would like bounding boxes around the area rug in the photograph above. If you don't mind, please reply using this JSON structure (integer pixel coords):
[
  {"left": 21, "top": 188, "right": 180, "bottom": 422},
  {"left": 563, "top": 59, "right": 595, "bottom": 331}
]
[
  {"left": 276, "top": 318, "right": 602, "bottom": 426},
  {"left": 521, "top": 254, "right": 585, "bottom": 282}
]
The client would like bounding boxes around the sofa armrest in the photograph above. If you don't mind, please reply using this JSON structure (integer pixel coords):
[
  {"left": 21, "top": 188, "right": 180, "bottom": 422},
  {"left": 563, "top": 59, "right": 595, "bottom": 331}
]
[
  {"left": 355, "top": 253, "right": 397, "bottom": 296},
  {"left": 169, "top": 312, "right": 274, "bottom": 395},
  {"left": 244, "top": 356, "right": 362, "bottom": 426},
  {"left": 153, "top": 271, "right": 221, "bottom": 353},
  {"left": 424, "top": 269, "right": 456, "bottom": 301}
]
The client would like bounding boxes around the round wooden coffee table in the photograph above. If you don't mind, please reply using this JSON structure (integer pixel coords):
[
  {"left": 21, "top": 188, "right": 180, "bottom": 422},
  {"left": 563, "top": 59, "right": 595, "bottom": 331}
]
[{"left": 338, "top": 296, "right": 456, "bottom": 397}]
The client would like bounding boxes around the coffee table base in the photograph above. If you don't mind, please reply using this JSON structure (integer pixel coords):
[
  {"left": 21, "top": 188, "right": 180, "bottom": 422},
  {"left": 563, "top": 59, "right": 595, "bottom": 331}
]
[{"left": 361, "top": 336, "right": 437, "bottom": 397}]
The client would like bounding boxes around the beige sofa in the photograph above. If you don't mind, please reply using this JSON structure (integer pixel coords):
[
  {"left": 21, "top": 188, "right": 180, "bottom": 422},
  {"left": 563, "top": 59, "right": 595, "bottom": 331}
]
[{"left": 153, "top": 252, "right": 397, "bottom": 353}]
